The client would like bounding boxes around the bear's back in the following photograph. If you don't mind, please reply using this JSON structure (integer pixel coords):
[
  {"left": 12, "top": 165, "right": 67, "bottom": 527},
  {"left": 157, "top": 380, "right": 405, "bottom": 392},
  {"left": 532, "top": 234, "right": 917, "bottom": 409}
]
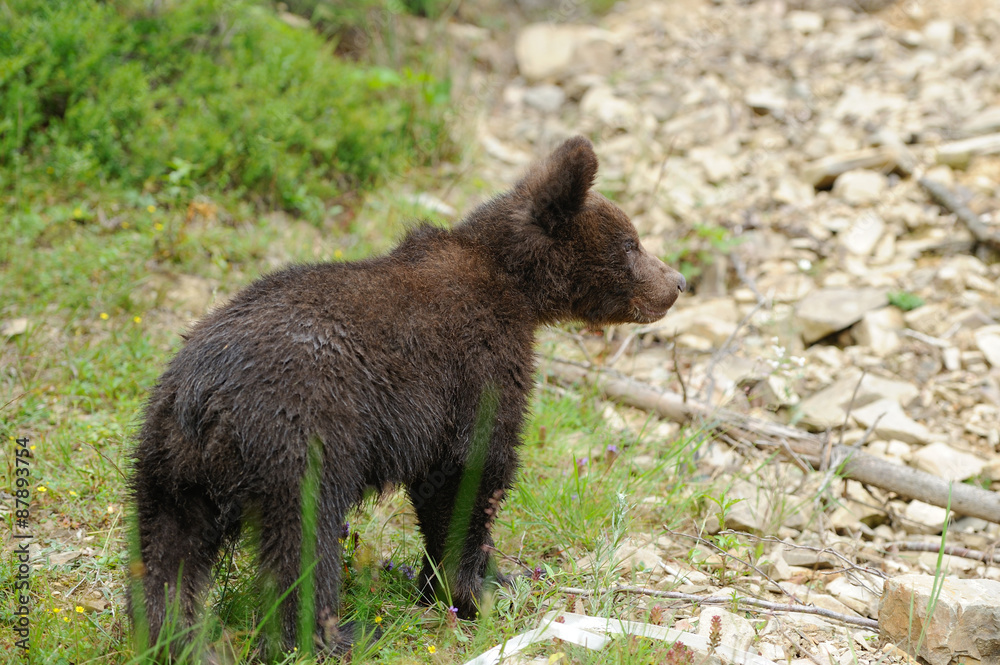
[{"left": 140, "top": 227, "right": 537, "bottom": 490}]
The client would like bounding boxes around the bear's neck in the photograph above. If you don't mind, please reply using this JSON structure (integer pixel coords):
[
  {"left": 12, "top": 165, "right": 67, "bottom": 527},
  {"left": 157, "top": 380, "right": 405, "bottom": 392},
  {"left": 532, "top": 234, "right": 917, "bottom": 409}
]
[{"left": 452, "top": 202, "right": 572, "bottom": 327}]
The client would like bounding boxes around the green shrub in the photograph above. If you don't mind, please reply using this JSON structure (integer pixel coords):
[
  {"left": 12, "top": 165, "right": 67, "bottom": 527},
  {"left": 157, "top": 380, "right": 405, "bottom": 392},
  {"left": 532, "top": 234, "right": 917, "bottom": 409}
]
[{"left": 0, "top": 0, "right": 451, "bottom": 217}]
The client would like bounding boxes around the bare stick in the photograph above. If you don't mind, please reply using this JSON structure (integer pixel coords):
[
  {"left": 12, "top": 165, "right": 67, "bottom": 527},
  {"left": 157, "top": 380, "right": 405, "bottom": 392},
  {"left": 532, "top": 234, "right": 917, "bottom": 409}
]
[
  {"left": 544, "top": 359, "right": 1000, "bottom": 524},
  {"left": 919, "top": 177, "right": 1000, "bottom": 250},
  {"left": 883, "top": 541, "right": 1000, "bottom": 565},
  {"left": 663, "top": 528, "right": 800, "bottom": 603},
  {"left": 556, "top": 585, "right": 880, "bottom": 631}
]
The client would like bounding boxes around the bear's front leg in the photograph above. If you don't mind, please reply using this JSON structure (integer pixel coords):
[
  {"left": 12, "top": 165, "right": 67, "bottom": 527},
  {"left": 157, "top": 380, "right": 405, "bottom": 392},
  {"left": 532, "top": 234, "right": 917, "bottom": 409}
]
[{"left": 409, "top": 434, "right": 518, "bottom": 619}]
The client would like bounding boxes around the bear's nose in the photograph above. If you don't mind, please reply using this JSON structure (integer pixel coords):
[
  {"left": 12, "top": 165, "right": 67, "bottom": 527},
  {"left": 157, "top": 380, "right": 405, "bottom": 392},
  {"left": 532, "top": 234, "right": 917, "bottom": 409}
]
[{"left": 677, "top": 273, "right": 687, "bottom": 293}]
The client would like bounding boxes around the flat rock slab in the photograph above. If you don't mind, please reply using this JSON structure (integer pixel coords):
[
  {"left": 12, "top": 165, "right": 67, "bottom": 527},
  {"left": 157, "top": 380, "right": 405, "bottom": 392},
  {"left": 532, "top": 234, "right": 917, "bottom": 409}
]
[
  {"left": 798, "top": 369, "right": 918, "bottom": 431},
  {"left": 514, "top": 24, "right": 618, "bottom": 81},
  {"left": 852, "top": 398, "right": 931, "bottom": 445},
  {"left": 795, "top": 287, "right": 888, "bottom": 344},
  {"left": 910, "top": 442, "right": 987, "bottom": 482},
  {"left": 879, "top": 574, "right": 1000, "bottom": 665}
]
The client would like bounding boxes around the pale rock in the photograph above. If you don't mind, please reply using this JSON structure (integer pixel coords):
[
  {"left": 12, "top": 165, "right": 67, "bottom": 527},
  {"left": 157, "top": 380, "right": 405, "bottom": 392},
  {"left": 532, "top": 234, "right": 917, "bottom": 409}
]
[
  {"left": 800, "top": 590, "right": 860, "bottom": 618},
  {"left": 697, "top": 607, "right": 755, "bottom": 653},
  {"left": 830, "top": 480, "right": 886, "bottom": 530},
  {"left": 867, "top": 440, "right": 912, "bottom": 464},
  {"left": 879, "top": 575, "right": 1000, "bottom": 665},
  {"left": 852, "top": 306, "right": 903, "bottom": 356},
  {"left": 903, "top": 303, "right": 952, "bottom": 337},
  {"left": 936, "top": 133, "right": 1000, "bottom": 169},
  {"left": 780, "top": 548, "right": 838, "bottom": 569},
  {"left": 654, "top": 299, "right": 739, "bottom": 339},
  {"left": 580, "top": 86, "right": 638, "bottom": 130},
  {"left": 615, "top": 538, "right": 667, "bottom": 574},
  {"left": 953, "top": 516, "right": 991, "bottom": 534},
  {"left": 756, "top": 272, "right": 815, "bottom": 303},
  {"left": 986, "top": 458, "right": 1000, "bottom": 482},
  {"left": 722, "top": 479, "right": 805, "bottom": 533},
  {"left": 966, "top": 272, "right": 998, "bottom": 293},
  {"left": 480, "top": 134, "right": 531, "bottom": 165},
  {"left": 903, "top": 500, "right": 949, "bottom": 534},
  {"left": 760, "top": 374, "right": 799, "bottom": 407},
  {"left": 794, "top": 287, "right": 887, "bottom": 344},
  {"left": 832, "top": 169, "right": 888, "bottom": 206},
  {"left": 873, "top": 524, "right": 896, "bottom": 541},
  {"left": 689, "top": 147, "right": 738, "bottom": 184},
  {"left": 923, "top": 19, "right": 954, "bottom": 53},
  {"left": 660, "top": 105, "right": 731, "bottom": 149},
  {"left": 916, "top": 552, "right": 978, "bottom": 575},
  {"left": 851, "top": 399, "right": 931, "bottom": 445},
  {"left": 762, "top": 548, "right": 793, "bottom": 581},
  {"left": 798, "top": 370, "right": 918, "bottom": 431},
  {"left": 78, "top": 598, "right": 108, "bottom": 613},
  {"left": 773, "top": 177, "right": 816, "bottom": 207},
  {"left": 677, "top": 334, "right": 713, "bottom": 352},
  {"left": 943, "top": 346, "right": 962, "bottom": 371},
  {"left": 786, "top": 10, "right": 823, "bottom": 34},
  {"left": 910, "top": 442, "right": 987, "bottom": 481},
  {"left": 839, "top": 212, "right": 885, "bottom": 255},
  {"left": 826, "top": 576, "right": 879, "bottom": 617},
  {"left": 974, "top": 325, "right": 1000, "bottom": 367},
  {"left": 523, "top": 84, "right": 565, "bottom": 113},
  {"left": 934, "top": 264, "right": 965, "bottom": 293},
  {"left": 745, "top": 89, "right": 788, "bottom": 115},
  {"left": 890, "top": 200, "right": 932, "bottom": 230},
  {"left": 1, "top": 317, "right": 28, "bottom": 336},
  {"left": 402, "top": 192, "right": 457, "bottom": 218},
  {"left": 758, "top": 642, "right": 785, "bottom": 662},
  {"left": 962, "top": 106, "right": 1000, "bottom": 137},
  {"left": 514, "top": 24, "right": 618, "bottom": 81},
  {"left": 49, "top": 551, "right": 82, "bottom": 566},
  {"left": 803, "top": 147, "right": 903, "bottom": 188}
]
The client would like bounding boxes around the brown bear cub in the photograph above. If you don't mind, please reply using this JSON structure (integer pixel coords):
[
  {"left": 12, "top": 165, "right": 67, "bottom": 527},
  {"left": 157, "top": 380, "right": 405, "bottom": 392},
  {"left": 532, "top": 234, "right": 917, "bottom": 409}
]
[{"left": 130, "top": 136, "right": 685, "bottom": 656}]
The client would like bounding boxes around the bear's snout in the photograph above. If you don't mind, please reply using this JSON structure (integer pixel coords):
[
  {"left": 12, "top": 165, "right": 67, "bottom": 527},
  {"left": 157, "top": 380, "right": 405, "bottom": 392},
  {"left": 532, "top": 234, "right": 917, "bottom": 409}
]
[{"left": 625, "top": 249, "right": 684, "bottom": 324}]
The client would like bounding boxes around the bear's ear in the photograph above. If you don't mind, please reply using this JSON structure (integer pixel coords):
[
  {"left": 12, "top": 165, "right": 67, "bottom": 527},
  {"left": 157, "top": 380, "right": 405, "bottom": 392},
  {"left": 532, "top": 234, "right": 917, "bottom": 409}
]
[{"left": 516, "top": 136, "right": 598, "bottom": 234}]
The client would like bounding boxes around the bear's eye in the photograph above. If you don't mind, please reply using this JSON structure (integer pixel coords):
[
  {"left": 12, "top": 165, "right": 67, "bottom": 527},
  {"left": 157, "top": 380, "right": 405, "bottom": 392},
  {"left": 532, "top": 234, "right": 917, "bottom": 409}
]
[{"left": 623, "top": 239, "right": 636, "bottom": 254}]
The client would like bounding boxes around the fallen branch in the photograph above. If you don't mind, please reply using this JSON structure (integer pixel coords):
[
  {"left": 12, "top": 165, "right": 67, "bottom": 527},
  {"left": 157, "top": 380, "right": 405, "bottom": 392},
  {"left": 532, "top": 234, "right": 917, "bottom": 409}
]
[
  {"left": 544, "top": 359, "right": 1000, "bottom": 525},
  {"left": 918, "top": 177, "right": 1000, "bottom": 251},
  {"left": 883, "top": 541, "right": 1000, "bottom": 565},
  {"left": 557, "top": 585, "right": 880, "bottom": 631}
]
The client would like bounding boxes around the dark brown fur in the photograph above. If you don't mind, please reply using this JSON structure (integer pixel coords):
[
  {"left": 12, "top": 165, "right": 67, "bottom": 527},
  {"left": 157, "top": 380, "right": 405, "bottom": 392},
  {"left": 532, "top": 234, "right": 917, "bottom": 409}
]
[{"left": 130, "top": 136, "right": 685, "bottom": 656}]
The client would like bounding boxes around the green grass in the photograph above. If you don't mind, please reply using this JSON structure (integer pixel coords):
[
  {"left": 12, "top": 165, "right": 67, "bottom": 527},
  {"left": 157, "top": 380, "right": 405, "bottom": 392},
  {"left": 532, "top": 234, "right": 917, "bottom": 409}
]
[{"left": 1, "top": 0, "right": 452, "bottom": 221}]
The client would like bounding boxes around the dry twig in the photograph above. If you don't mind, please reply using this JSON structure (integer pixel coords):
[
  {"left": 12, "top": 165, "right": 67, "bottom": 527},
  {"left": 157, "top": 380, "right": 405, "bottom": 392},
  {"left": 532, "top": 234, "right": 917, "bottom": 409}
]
[
  {"left": 919, "top": 176, "right": 1000, "bottom": 250},
  {"left": 556, "top": 585, "right": 880, "bottom": 631},
  {"left": 883, "top": 541, "right": 1000, "bottom": 565}
]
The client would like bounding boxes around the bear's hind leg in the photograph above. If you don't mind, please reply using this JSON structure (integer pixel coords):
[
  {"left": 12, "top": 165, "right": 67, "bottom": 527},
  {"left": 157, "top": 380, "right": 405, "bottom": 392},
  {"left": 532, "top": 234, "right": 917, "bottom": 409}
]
[
  {"left": 133, "top": 480, "right": 226, "bottom": 658},
  {"left": 255, "top": 484, "right": 351, "bottom": 656}
]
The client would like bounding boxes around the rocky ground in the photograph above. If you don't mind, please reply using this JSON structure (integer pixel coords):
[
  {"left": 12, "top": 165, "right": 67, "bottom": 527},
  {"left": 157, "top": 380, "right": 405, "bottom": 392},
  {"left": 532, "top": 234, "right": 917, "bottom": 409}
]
[{"left": 413, "top": 0, "right": 1000, "bottom": 663}]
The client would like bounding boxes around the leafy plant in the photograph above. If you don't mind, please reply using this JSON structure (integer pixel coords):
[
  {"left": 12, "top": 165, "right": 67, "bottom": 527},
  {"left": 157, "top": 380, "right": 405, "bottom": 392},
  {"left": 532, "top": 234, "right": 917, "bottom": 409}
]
[
  {"left": 888, "top": 291, "right": 925, "bottom": 311},
  {"left": 662, "top": 223, "right": 743, "bottom": 285},
  {"left": 0, "top": 0, "right": 453, "bottom": 219}
]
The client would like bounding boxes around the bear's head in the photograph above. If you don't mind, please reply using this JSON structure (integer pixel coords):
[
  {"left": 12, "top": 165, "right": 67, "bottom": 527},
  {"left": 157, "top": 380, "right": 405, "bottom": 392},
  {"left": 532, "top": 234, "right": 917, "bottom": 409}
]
[{"left": 511, "top": 136, "right": 686, "bottom": 326}]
